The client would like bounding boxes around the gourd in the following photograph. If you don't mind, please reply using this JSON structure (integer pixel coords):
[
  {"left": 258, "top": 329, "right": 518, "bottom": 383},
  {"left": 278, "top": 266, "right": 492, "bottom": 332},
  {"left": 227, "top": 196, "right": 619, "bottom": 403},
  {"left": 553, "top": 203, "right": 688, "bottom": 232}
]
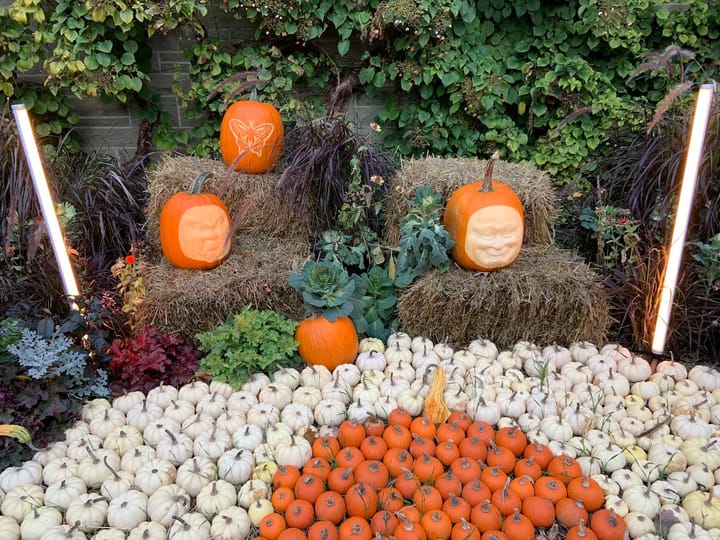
[
  {"left": 219, "top": 99, "right": 284, "bottom": 173},
  {"left": 443, "top": 152, "right": 524, "bottom": 271},
  {"left": 295, "top": 314, "right": 359, "bottom": 371},
  {"left": 44, "top": 477, "right": 87, "bottom": 511},
  {"left": 1, "top": 484, "right": 45, "bottom": 522},
  {"left": 39, "top": 523, "right": 87, "bottom": 540},
  {"left": 0, "top": 516, "right": 20, "bottom": 540},
  {"left": 217, "top": 448, "right": 254, "bottom": 485},
  {"left": 159, "top": 172, "right": 232, "bottom": 270}
]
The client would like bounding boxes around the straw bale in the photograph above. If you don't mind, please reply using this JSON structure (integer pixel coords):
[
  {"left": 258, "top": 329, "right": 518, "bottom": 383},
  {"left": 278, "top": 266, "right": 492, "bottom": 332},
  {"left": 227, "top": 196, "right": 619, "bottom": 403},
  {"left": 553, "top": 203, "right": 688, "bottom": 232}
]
[
  {"left": 133, "top": 235, "right": 309, "bottom": 339},
  {"left": 144, "top": 154, "right": 314, "bottom": 256},
  {"left": 396, "top": 245, "right": 609, "bottom": 349},
  {"left": 384, "top": 156, "right": 557, "bottom": 246}
]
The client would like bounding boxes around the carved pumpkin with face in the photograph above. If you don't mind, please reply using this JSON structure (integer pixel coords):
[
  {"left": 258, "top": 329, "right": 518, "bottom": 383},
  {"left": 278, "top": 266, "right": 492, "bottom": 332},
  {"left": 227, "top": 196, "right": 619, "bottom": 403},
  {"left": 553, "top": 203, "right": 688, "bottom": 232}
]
[
  {"left": 160, "top": 172, "right": 232, "bottom": 270},
  {"left": 219, "top": 100, "right": 284, "bottom": 174},
  {"left": 443, "top": 153, "right": 524, "bottom": 271}
]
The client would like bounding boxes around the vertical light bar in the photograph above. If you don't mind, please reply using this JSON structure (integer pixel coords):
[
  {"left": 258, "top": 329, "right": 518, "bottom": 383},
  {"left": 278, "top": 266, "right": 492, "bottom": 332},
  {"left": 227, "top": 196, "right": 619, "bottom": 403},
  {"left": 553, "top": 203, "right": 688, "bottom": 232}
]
[
  {"left": 12, "top": 103, "right": 80, "bottom": 299},
  {"left": 651, "top": 82, "right": 715, "bottom": 354}
]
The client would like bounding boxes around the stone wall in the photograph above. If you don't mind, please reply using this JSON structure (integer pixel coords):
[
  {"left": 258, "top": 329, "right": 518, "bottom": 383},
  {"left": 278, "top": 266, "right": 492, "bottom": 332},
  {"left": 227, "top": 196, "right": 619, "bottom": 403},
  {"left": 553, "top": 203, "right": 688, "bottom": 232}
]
[{"left": 7, "top": 2, "right": 382, "bottom": 159}]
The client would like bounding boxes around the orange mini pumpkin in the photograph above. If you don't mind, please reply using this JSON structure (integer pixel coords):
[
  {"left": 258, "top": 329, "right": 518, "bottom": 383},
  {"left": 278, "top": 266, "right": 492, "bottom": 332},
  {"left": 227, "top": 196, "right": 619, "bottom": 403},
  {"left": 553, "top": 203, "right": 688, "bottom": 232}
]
[
  {"left": 443, "top": 152, "right": 524, "bottom": 271},
  {"left": 219, "top": 100, "right": 284, "bottom": 173},
  {"left": 295, "top": 314, "right": 359, "bottom": 371},
  {"left": 159, "top": 172, "right": 232, "bottom": 270}
]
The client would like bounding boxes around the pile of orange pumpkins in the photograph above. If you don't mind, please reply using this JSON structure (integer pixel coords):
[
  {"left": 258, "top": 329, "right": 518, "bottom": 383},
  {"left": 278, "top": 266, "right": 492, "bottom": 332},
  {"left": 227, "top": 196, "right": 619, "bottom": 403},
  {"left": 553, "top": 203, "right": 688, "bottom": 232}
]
[{"left": 256, "top": 408, "right": 628, "bottom": 540}]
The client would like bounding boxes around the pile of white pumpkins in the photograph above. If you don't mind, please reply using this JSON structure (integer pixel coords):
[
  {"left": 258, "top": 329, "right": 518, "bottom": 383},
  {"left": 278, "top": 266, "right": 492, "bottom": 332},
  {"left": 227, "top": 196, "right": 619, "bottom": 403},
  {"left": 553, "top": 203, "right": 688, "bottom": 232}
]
[{"left": 2, "top": 331, "right": 720, "bottom": 539}]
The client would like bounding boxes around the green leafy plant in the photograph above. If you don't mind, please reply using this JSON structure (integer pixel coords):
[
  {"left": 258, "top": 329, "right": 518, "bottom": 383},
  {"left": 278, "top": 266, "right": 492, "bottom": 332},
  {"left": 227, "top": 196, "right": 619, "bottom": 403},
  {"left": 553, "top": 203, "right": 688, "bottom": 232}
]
[
  {"left": 693, "top": 233, "right": 720, "bottom": 292},
  {"left": 108, "top": 324, "right": 200, "bottom": 394},
  {"left": 395, "top": 185, "right": 454, "bottom": 286},
  {"left": 351, "top": 266, "right": 397, "bottom": 341},
  {"left": 289, "top": 259, "right": 364, "bottom": 322},
  {"left": 196, "top": 307, "right": 300, "bottom": 388}
]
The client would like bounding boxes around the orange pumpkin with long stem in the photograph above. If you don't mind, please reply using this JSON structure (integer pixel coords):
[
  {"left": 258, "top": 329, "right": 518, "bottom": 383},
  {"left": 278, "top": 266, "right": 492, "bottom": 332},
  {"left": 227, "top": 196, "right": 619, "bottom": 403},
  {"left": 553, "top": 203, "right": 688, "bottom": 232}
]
[
  {"left": 159, "top": 172, "right": 232, "bottom": 270},
  {"left": 443, "top": 152, "right": 524, "bottom": 271},
  {"left": 219, "top": 99, "right": 284, "bottom": 173}
]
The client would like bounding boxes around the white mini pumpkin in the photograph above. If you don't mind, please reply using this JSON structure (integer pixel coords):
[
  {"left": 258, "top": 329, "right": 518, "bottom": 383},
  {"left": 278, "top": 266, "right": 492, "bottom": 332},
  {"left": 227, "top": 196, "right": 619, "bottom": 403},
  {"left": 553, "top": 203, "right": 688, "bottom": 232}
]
[
  {"left": 65, "top": 494, "right": 108, "bottom": 533},
  {"left": 175, "top": 456, "right": 215, "bottom": 497},
  {"left": 147, "top": 483, "right": 191, "bottom": 527},
  {"left": 210, "top": 505, "right": 251, "bottom": 540},
  {"left": 106, "top": 488, "right": 148, "bottom": 531},
  {"left": 127, "top": 521, "right": 166, "bottom": 540},
  {"left": 20, "top": 506, "right": 63, "bottom": 540},
  {"left": 195, "top": 479, "right": 237, "bottom": 519},
  {"left": 146, "top": 383, "right": 179, "bottom": 409},
  {"left": 166, "top": 512, "right": 211, "bottom": 540}
]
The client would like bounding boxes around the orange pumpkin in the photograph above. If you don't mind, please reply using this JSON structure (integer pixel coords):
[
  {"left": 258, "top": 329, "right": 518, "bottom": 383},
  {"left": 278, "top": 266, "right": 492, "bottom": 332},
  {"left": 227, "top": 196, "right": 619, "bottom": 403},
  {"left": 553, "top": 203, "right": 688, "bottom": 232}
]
[
  {"left": 443, "top": 152, "right": 524, "bottom": 271},
  {"left": 295, "top": 314, "right": 359, "bottom": 370},
  {"left": 159, "top": 172, "right": 232, "bottom": 270},
  {"left": 219, "top": 100, "right": 284, "bottom": 173}
]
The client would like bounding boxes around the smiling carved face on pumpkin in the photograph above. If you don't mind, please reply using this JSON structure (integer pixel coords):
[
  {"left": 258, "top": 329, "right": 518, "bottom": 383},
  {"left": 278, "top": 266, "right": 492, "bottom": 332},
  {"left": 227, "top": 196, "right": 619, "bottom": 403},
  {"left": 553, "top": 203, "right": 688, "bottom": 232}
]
[
  {"left": 176, "top": 206, "right": 231, "bottom": 263},
  {"left": 464, "top": 205, "right": 524, "bottom": 269}
]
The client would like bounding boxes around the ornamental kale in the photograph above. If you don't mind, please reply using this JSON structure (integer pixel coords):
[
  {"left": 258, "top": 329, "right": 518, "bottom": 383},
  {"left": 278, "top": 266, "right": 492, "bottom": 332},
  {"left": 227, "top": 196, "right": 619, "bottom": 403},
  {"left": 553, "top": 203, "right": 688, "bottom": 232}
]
[
  {"left": 395, "top": 186, "right": 455, "bottom": 287},
  {"left": 289, "top": 259, "right": 364, "bottom": 322}
]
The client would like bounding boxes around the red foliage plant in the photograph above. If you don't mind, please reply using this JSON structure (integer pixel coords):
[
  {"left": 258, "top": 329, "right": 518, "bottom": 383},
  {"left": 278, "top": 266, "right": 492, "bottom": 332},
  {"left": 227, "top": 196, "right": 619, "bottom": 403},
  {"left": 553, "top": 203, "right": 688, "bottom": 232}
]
[{"left": 108, "top": 324, "right": 200, "bottom": 394}]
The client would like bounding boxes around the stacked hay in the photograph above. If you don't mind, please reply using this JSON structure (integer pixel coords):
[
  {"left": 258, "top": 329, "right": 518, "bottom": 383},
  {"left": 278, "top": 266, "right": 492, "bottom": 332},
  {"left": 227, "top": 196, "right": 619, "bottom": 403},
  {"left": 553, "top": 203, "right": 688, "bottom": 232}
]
[
  {"left": 397, "top": 245, "right": 609, "bottom": 348},
  {"left": 387, "top": 156, "right": 609, "bottom": 347},
  {"left": 384, "top": 156, "right": 557, "bottom": 246},
  {"left": 134, "top": 155, "right": 311, "bottom": 337}
]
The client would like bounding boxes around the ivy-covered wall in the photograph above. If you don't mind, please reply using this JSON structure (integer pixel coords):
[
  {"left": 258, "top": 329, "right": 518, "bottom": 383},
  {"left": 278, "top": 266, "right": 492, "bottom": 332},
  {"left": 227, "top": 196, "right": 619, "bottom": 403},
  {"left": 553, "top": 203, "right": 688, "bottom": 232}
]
[{"left": 2, "top": 0, "right": 719, "bottom": 183}]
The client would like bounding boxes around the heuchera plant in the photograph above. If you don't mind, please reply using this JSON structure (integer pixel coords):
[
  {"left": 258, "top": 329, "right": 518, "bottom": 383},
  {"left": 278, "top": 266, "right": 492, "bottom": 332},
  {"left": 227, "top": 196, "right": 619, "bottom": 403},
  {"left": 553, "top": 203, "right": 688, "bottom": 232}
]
[{"left": 108, "top": 324, "right": 200, "bottom": 394}]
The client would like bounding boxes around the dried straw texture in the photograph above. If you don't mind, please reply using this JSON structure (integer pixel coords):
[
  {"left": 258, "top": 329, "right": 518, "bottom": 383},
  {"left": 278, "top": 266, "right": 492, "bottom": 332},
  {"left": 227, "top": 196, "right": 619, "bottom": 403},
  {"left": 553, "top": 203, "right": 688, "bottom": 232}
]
[
  {"left": 143, "top": 154, "right": 314, "bottom": 257},
  {"left": 384, "top": 156, "right": 557, "bottom": 246},
  {"left": 134, "top": 236, "right": 308, "bottom": 337},
  {"left": 396, "top": 245, "right": 609, "bottom": 348},
  {"left": 136, "top": 154, "right": 315, "bottom": 338}
]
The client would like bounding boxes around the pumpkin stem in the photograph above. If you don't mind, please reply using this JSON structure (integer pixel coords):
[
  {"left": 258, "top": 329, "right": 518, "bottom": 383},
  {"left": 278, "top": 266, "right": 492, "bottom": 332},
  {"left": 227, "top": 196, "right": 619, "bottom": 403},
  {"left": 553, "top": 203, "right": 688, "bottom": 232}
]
[
  {"left": 188, "top": 172, "right": 212, "bottom": 194},
  {"left": 480, "top": 151, "right": 500, "bottom": 193}
]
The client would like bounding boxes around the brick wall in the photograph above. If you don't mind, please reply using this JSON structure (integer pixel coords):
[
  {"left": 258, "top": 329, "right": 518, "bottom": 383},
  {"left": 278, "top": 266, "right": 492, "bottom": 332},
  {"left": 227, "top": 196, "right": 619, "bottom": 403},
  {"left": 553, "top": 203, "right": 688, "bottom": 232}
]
[{"left": 9, "top": 3, "right": 383, "bottom": 159}]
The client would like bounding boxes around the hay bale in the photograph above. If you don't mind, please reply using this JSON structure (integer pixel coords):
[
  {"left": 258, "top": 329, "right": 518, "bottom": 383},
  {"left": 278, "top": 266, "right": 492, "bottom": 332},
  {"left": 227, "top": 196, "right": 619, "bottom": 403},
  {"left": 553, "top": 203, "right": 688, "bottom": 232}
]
[
  {"left": 396, "top": 245, "right": 609, "bottom": 348},
  {"left": 133, "top": 236, "right": 309, "bottom": 338},
  {"left": 144, "top": 154, "right": 314, "bottom": 256},
  {"left": 384, "top": 156, "right": 557, "bottom": 246}
]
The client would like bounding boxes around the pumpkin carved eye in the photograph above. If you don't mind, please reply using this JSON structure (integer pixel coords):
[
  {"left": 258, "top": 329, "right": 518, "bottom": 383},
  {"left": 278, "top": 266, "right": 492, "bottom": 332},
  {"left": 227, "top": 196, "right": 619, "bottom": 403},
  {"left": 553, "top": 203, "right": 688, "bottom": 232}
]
[{"left": 444, "top": 152, "right": 524, "bottom": 271}]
